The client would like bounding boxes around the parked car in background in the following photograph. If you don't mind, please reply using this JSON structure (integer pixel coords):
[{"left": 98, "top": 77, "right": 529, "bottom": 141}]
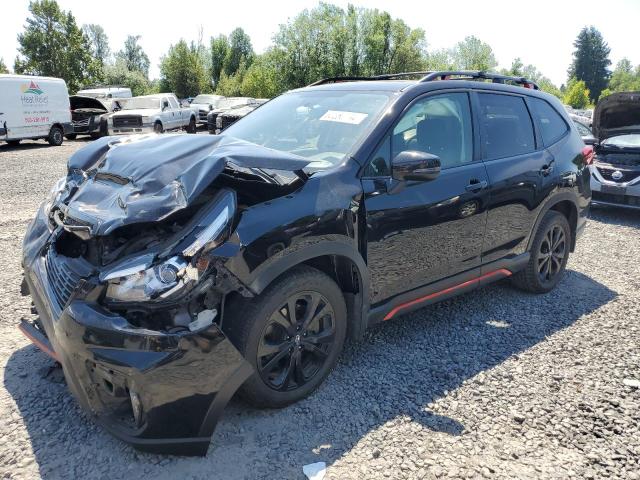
[
  {"left": 76, "top": 86, "right": 132, "bottom": 99},
  {"left": 20, "top": 70, "right": 590, "bottom": 456},
  {"left": 570, "top": 114, "right": 595, "bottom": 145},
  {"left": 107, "top": 93, "right": 197, "bottom": 135},
  {"left": 590, "top": 91, "right": 640, "bottom": 209},
  {"left": 215, "top": 103, "right": 261, "bottom": 133},
  {"left": 206, "top": 97, "right": 257, "bottom": 133},
  {"left": 190, "top": 94, "right": 224, "bottom": 125},
  {"left": 67, "top": 95, "right": 123, "bottom": 139},
  {"left": 0, "top": 74, "right": 72, "bottom": 146}
]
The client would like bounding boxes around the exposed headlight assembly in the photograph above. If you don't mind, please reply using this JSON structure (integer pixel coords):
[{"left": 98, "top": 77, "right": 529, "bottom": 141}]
[
  {"left": 43, "top": 176, "right": 67, "bottom": 214},
  {"left": 181, "top": 190, "right": 235, "bottom": 257},
  {"left": 103, "top": 255, "right": 195, "bottom": 303}
]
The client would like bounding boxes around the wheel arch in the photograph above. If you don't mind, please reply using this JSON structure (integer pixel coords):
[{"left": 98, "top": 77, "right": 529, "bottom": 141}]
[
  {"left": 528, "top": 194, "right": 579, "bottom": 252},
  {"left": 246, "top": 242, "right": 370, "bottom": 340}
]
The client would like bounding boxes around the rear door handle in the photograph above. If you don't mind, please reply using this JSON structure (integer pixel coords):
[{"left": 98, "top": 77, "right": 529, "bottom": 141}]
[
  {"left": 465, "top": 179, "right": 488, "bottom": 192},
  {"left": 540, "top": 159, "right": 555, "bottom": 176}
]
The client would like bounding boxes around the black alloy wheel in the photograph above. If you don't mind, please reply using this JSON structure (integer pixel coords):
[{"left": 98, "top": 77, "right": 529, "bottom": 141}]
[
  {"left": 537, "top": 224, "right": 566, "bottom": 284},
  {"left": 257, "top": 291, "right": 336, "bottom": 392},
  {"left": 511, "top": 210, "right": 571, "bottom": 293}
]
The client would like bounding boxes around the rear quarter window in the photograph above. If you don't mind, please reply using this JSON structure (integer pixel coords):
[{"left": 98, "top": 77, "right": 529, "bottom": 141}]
[{"left": 529, "top": 97, "right": 569, "bottom": 146}]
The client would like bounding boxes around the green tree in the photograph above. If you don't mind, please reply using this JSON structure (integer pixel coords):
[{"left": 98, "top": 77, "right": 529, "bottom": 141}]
[
  {"left": 0, "top": 58, "right": 9, "bottom": 73},
  {"left": 83, "top": 24, "right": 110, "bottom": 65},
  {"left": 607, "top": 58, "right": 640, "bottom": 93},
  {"left": 563, "top": 78, "right": 591, "bottom": 108},
  {"left": 102, "top": 59, "right": 151, "bottom": 96},
  {"left": 210, "top": 35, "right": 229, "bottom": 87},
  {"left": 159, "top": 40, "right": 211, "bottom": 98},
  {"left": 568, "top": 26, "right": 611, "bottom": 102},
  {"left": 224, "top": 28, "right": 254, "bottom": 76},
  {"left": 116, "top": 35, "right": 150, "bottom": 77},
  {"left": 450, "top": 36, "right": 497, "bottom": 71},
  {"left": 240, "top": 51, "right": 282, "bottom": 98},
  {"left": 14, "top": 0, "right": 99, "bottom": 92},
  {"left": 216, "top": 61, "right": 248, "bottom": 96},
  {"left": 500, "top": 58, "right": 562, "bottom": 98}
]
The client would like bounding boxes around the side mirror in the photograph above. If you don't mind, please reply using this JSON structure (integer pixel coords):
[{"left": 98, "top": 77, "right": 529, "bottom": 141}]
[{"left": 392, "top": 151, "right": 441, "bottom": 182}]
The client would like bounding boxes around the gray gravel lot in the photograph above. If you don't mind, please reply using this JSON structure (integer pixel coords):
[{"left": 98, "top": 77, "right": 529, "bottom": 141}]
[{"left": 0, "top": 137, "right": 639, "bottom": 479}]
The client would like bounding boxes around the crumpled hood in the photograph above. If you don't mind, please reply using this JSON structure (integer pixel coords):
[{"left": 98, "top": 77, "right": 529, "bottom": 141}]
[
  {"left": 69, "top": 95, "right": 109, "bottom": 112},
  {"left": 593, "top": 92, "right": 640, "bottom": 140},
  {"left": 61, "top": 134, "right": 310, "bottom": 236}
]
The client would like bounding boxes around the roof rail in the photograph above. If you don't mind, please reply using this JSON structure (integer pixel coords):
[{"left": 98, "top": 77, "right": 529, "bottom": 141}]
[
  {"left": 308, "top": 70, "right": 539, "bottom": 89},
  {"left": 419, "top": 71, "right": 539, "bottom": 89}
]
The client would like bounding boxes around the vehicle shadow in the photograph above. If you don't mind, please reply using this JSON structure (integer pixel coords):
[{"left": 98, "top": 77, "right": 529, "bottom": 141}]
[
  {"left": 590, "top": 205, "right": 640, "bottom": 229},
  {"left": 4, "top": 269, "right": 616, "bottom": 479}
]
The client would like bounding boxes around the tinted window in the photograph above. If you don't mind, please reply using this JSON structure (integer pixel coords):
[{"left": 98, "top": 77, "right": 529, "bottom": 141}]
[
  {"left": 391, "top": 92, "right": 473, "bottom": 169},
  {"left": 530, "top": 98, "right": 568, "bottom": 146},
  {"left": 364, "top": 136, "right": 391, "bottom": 176},
  {"left": 478, "top": 93, "right": 535, "bottom": 160}
]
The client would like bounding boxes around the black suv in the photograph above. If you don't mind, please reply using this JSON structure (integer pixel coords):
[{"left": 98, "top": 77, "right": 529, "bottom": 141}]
[{"left": 20, "top": 71, "right": 591, "bottom": 456}]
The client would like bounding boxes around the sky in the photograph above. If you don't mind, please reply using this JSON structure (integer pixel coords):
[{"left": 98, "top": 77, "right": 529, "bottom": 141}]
[{"left": 1, "top": 0, "right": 639, "bottom": 87}]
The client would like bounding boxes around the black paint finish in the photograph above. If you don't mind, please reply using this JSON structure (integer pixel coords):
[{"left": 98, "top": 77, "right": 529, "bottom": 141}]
[{"left": 20, "top": 77, "right": 590, "bottom": 455}]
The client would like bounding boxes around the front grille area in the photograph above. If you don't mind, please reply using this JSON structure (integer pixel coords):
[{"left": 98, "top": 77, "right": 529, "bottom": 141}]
[
  {"left": 220, "top": 115, "right": 240, "bottom": 131},
  {"left": 45, "top": 248, "right": 83, "bottom": 307},
  {"left": 597, "top": 167, "right": 640, "bottom": 183},
  {"left": 593, "top": 191, "right": 640, "bottom": 207},
  {"left": 113, "top": 115, "right": 142, "bottom": 128},
  {"left": 198, "top": 110, "right": 208, "bottom": 121}
]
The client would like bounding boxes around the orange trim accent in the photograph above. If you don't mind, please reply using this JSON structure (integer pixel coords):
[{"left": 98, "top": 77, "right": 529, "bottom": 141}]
[
  {"left": 383, "top": 269, "right": 512, "bottom": 321},
  {"left": 18, "top": 323, "right": 60, "bottom": 362}
]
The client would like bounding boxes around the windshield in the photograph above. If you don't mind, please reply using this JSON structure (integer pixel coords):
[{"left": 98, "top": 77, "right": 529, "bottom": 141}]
[
  {"left": 223, "top": 90, "right": 392, "bottom": 169},
  {"left": 122, "top": 97, "right": 160, "bottom": 110},
  {"left": 602, "top": 134, "right": 640, "bottom": 148},
  {"left": 218, "top": 98, "right": 251, "bottom": 109},
  {"left": 192, "top": 95, "right": 220, "bottom": 105}
]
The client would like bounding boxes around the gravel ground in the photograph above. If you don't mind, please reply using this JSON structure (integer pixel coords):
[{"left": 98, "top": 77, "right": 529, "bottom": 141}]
[{"left": 0, "top": 137, "right": 639, "bottom": 480}]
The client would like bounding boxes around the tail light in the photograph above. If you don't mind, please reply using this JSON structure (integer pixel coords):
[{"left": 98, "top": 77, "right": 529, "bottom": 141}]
[
  {"left": 523, "top": 83, "right": 534, "bottom": 89},
  {"left": 582, "top": 145, "right": 594, "bottom": 165}
]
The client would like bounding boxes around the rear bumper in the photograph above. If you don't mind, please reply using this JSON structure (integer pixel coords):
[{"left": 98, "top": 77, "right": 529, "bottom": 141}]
[{"left": 21, "top": 248, "right": 252, "bottom": 456}]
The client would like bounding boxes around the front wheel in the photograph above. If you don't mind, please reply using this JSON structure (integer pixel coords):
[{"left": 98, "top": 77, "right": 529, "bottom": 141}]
[
  {"left": 48, "top": 126, "right": 63, "bottom": 146},
  {"left": 186, "top": 117, "right": 196, "bottom": 134},
  {"left": 511, "top": 211, "right": 571, "bottom": 293},
  {"left": 226, "top": 266, "right": 347, "bottom": 408},
  {"left": 153, "top": 122, "right": 164, "bottom": 134}
]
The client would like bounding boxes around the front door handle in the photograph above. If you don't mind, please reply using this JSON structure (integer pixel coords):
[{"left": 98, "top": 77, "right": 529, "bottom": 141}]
[{"left": 465, "top": 179, "right": 488, "bottom": 192}]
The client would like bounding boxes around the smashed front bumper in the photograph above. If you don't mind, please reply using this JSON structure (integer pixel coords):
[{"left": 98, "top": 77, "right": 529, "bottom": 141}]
[{"left": 21, "top": 229, "right": 252, "bottom": 456}]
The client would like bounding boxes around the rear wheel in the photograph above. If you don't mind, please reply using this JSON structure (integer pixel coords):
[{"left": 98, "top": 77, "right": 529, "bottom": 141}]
[
  {"left": 226, "top": 266, "right": 347, "bottom": 408},
  {"left": 512, "top": 211, "right": 571, "bottom": 293},
  {"left": 48, "top": 126, "right": 63, "bottom": 146},
  {"left": 153, "top": 121, "right": 163, "bottom": 134}
]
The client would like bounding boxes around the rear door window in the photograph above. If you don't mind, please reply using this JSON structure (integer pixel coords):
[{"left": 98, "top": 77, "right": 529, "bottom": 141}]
[
  {"left": 529, "top": 98, "right": 569, "bottom": 146},
  {"left": 478, "top": 93, "right": 535, "bottom": 160}
]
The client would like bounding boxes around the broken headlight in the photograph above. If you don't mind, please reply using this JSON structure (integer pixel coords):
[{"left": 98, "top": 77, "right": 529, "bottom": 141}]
[
  {"left": 43, "top": 176, "right": 67, "bottom": 214},
  {"left": 181, "top": 190, "right": 235, "bottom": 257},
  {"left": 103, "top": 256, "right": 196, "bottom": 303}
]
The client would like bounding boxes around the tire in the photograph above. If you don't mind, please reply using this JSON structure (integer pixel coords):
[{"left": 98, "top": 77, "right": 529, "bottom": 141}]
[
  {"left": 153, "top": 122, "right": 164, "bottom": 134},
  {"left": 6, "top": 140, "right": 21, "bottom": 146},
  {"left": 48, "top": 126, "right": 63, "bottom": 146},
  {"left": 186, "top": 116, "right": 196, "bottom": 134},
  {"left": 511, "top": 211, "right": 571, "bottom": 293},
  {"left": 226, "top": 265, "right": 347, "bottom": 408},
  {"left": 65, "top": 134, "right": 77, "bottom": 140}
]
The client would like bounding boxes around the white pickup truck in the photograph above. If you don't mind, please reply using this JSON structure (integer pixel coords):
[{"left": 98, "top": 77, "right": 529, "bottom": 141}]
[{"left": 107, "top": 93, "right": 197, "bottom": 135}]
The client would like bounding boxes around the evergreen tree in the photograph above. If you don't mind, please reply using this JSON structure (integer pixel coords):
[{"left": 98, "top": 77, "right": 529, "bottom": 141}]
[{"left": 568, "top": 26, "right": 611, "bottom": 102}]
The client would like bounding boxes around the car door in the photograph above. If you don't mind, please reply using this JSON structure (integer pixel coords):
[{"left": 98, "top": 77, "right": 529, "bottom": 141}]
[
  {"left": 474, "top": 92, "right": 557, "bottom": 266},
  {"left": 363, "top": 91, "right": 490, "bottom": 305},
  {"left": 167, "top": 96, "right": 181, "bottom": 129}
]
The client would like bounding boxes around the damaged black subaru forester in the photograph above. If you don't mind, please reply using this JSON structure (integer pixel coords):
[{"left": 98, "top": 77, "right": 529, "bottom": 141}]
[{"left": 20, "top": 71, "right": 591, "bottom": 455}]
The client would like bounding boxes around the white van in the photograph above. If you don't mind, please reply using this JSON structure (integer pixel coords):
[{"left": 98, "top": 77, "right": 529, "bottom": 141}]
[
  {"left": 76, "top": 86, "right": 133, "bottom": 99},
  {"left": 0, "top": 74, "right": 73, "bottom": 146}
]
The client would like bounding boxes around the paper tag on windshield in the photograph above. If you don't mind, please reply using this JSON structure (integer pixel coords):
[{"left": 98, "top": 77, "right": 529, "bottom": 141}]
[{"left": 320, "top": 110, "right": 368, "bottom": 125}]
